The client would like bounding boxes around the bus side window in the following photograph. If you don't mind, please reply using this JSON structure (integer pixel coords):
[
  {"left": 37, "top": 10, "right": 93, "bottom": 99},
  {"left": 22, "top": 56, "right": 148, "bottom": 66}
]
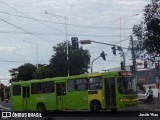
[
  {"left": 42, "top": 81, "right": 54, "bottom": 93},
  {"left": 89, "top": 77, "right": 102, "bottom": 90},
  {"left": 31, "top": 83, "right": 42, "bottom": 94},
  {"left": 13, "top": 85, "right": 21, "bottom": 96},
  {"left": 75, "top": 78, "right": 88, "bottom": 91},
  {"left": 68, "top": 79, "right": 75, "bottom": 92}
]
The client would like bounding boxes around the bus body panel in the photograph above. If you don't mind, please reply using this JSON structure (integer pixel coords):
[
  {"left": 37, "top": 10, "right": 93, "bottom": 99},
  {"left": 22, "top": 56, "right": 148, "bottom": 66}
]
[
  {"left": 55, "top": 81, "right": 67, "bottom": 111},
  {"left": 66, "top": 90, "right": 88, "bottom": 110},
  {"left": 21, "top": 85, "right": 30, "bottom": 111},
  {"left": 11, "top": 85, "right": 23, "bottom": 111},
  {"left": 88, "top": 90, "right": 103, "bottom": 108},
  {"left": 11, "top": 71, "right": 138, "bottom": 111},
  {"left": 29, "top": 93, "right": 56, "bottom": 111}
]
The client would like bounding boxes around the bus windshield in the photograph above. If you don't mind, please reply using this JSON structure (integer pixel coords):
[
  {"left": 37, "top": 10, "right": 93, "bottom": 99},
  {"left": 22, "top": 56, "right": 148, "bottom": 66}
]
[{"left": 118, "top": 77, "right": 136, "bottom": 94}]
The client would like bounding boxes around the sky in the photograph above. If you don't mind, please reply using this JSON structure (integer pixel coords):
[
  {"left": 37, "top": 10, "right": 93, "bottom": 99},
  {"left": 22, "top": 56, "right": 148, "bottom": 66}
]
[{"left": 0, "top": 0, "right": 149, "bottom": 85}]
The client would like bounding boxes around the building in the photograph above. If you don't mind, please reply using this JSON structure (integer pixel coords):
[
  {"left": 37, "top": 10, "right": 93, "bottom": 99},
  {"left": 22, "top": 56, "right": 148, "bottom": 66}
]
[{"left": 137, "top": 69, "right": 158, "bottom": 84}]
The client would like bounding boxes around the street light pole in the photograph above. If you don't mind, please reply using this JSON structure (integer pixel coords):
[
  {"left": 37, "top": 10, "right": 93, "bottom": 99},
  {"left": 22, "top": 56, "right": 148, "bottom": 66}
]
[
  {"left": 45, "top": 12, "right": 70, "bottom": 76},
  {"left": 80, "top": 40, "right": 128, "bottom": 49},
  {"left": 36, "top": 43, "right": 38, "bottom": 69},
  {"left": 91, "top": 56, "right": 101, "bottom": 73},
  {"left": 118, "top": 14, "right": 139, "bottom": 70},
  {"left": 80, "top": 40, "right": 127, "bottom": 70},
  {"left": 23, "top": 40, "right": 39, "bottom": 69},
  {"left": 65, "top": 17, "right": 69, "bottom": 77}
]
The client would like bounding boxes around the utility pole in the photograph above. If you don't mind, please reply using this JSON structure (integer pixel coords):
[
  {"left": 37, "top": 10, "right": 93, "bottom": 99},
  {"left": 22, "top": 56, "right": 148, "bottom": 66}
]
[
  {"left": 158, "top": 55, "right": 160, "bottom": 101},
  {"left": 130, "top": 35, "right": 137, "bottom": 90},
  {"left": 45, "top": 12, "right": 69, "bottom": 76},
  {"left": 65, "top": 17, "right": 69, "bottom": 77},
  {"left": 130, "top": 35, "right": 136, "bottom": 74}
]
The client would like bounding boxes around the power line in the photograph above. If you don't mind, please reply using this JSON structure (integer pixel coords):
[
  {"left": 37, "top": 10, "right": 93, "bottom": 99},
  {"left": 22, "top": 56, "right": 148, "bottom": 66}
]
[
  {"left": 0, "top": 59, "right": 23, "bottom": 63},
  {"left": 88, "top": 38, "right": 130, "bottom": 69},
  {"left": 0, "top": 30, "right": 130, "bottom": 38},
  {"left": 0, "top": 17, "right": 60, "bottom": 43},
  {"left": 102, "top": 56, "right": 118, "bottom": 70},
  {"left": 0, "top": 59, "right": 49, "bottom": 63},
  {"left": 0, "top": 78, "right": 10, "bottom": 81},
  {"left": 0, "top": 10, "right": 133, "bottom": 30},
  {"left": 0, "top": 2, "right": 64, "bottom": 33}
]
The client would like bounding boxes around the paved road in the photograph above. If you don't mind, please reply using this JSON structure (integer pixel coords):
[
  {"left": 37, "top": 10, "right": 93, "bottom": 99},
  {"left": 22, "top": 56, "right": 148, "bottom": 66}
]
[
  {"left": 1, "top": 101, "right": 160, "bottom": 120},
  {"left": 1, "top": 101, "right": 159, "bottom": 111},
  {"left": 2, "top": 117, "right": 160, "bottom": 120},
  {"left": 1, "top": 117, "right": 160, "bottom": 120}
]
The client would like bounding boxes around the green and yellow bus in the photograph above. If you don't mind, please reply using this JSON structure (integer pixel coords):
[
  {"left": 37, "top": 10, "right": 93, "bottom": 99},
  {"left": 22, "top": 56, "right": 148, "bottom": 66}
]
[{"left": 11, "top": 71, "right": 138, "bottom": 112}]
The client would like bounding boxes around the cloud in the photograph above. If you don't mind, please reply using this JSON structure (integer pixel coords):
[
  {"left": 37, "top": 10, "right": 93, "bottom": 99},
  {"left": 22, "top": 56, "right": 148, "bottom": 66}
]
[
  {"left": 0, "top": 46, "right": 16, "bottom": 52},
  {"left": 0, "top": 0, "right": 150, "bottom": 84}
]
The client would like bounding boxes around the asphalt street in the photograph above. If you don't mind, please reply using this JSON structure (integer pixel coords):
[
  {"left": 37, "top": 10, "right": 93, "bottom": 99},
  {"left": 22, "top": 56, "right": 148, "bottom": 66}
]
[{"left": 0, "top": 101, "right": 160, "bottom": 120}]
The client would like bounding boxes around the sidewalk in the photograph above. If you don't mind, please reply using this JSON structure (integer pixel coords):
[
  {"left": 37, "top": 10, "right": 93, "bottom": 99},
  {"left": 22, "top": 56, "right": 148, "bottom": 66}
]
[
  {"left": 154, "top": 97, "right": 160, "bottom": 108},
  {"left": 0, "top": 101, "right": 11, "bottom": 111},
  {"left": 0, "top": 105, "right": 11, "bottom": 110},
  {"left": 137, "top": 98, "right": 160, "bottom": 111}
]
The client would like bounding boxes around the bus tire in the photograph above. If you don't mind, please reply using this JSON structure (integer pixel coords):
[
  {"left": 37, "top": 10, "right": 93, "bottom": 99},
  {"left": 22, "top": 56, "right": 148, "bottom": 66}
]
[
  {"left": 37, "top": 103, "right": 46, "bottom": 112},
  {"left": 90, "top": 100, "right": 101, "bottom": 112}
]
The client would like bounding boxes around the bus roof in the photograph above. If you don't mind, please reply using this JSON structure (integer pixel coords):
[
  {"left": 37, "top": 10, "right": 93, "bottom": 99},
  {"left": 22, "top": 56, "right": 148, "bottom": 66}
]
[
  {"left": 11, "top": 78, "right": 54, "bottom": 85},
  {"left": 11, "top": 73, "right": 88, "bottom": 85},
  {"left": 11, "top": 71, "right": 131, "bottom": 85}
]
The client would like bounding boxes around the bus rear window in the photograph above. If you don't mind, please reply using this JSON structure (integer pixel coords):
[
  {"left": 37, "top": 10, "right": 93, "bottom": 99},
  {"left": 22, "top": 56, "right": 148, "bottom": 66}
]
[{"left": 13, "top": 85, "right": 21, "bottom": 96}]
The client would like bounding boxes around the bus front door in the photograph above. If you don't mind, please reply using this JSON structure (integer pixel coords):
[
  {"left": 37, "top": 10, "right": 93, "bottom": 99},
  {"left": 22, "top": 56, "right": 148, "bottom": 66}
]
[
  {"left": 22, "top": 86, "right": 30, "bottom": 111},
  {"left": 56, "top": 82, "right": 66, "bottom": 111},
  {"left": 104, "top": 78, "right": 116, "bottom": 110}
]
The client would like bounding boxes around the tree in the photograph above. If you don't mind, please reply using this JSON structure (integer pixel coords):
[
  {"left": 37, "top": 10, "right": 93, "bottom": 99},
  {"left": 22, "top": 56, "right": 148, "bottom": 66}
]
[
  {"left": 9, "top": 42, "right": 90, "bottom": 81},
  {"left": 9, "top": 68, "right": 19, "bottom": 82},
  {"left": 132, "top": 0, "right": 160, "bottom": 58},
  {"left": 49, "top": 42, "right": 90, "bottom": 77},
  {"left": 33, "top": 64, "right": 53, "bottom": 79},
  {"left": 18, "top": 63, "right": 37, "bottom": 81},
  {"left": 9, "top": 63, "right": 37, "bottom": 82}
]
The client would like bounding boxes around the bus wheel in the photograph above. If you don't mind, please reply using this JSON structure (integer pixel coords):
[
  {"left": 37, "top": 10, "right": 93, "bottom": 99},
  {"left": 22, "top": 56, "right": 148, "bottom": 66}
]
[
  {"left": 37, "top": 103, "right": 46, "bottom": 112},
  {"left": 90, "top": 100, "right": 101, "bottom": 112}
]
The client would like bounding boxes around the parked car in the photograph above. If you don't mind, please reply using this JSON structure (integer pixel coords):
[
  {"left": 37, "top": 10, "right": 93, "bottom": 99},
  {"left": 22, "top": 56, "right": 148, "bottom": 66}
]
[{"left": 138, "top": 90, "right": 148, "bottom": 103}]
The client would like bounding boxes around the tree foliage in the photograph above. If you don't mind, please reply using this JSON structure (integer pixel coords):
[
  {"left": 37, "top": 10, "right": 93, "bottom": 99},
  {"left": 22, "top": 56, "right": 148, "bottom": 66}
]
[
  {"left": 9, "top": 63, "right": 37, "bottom": 82},
  {"left": 49, "top": 42, "right": 90, "bottom": 77},
  {"left": 133, "top": 0, "right": 160, "bottom": 58},
  {"left": 9, "top": 42, "right": 90, "bottom": 82},
  {"left": 33, "top": 64, "right": 53, "bottom": 79}
]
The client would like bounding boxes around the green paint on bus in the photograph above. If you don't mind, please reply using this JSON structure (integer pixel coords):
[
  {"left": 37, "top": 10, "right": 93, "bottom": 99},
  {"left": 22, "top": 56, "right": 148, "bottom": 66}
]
[{"left": 11, "top": 71, "right": 138, "bottom": 112}]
